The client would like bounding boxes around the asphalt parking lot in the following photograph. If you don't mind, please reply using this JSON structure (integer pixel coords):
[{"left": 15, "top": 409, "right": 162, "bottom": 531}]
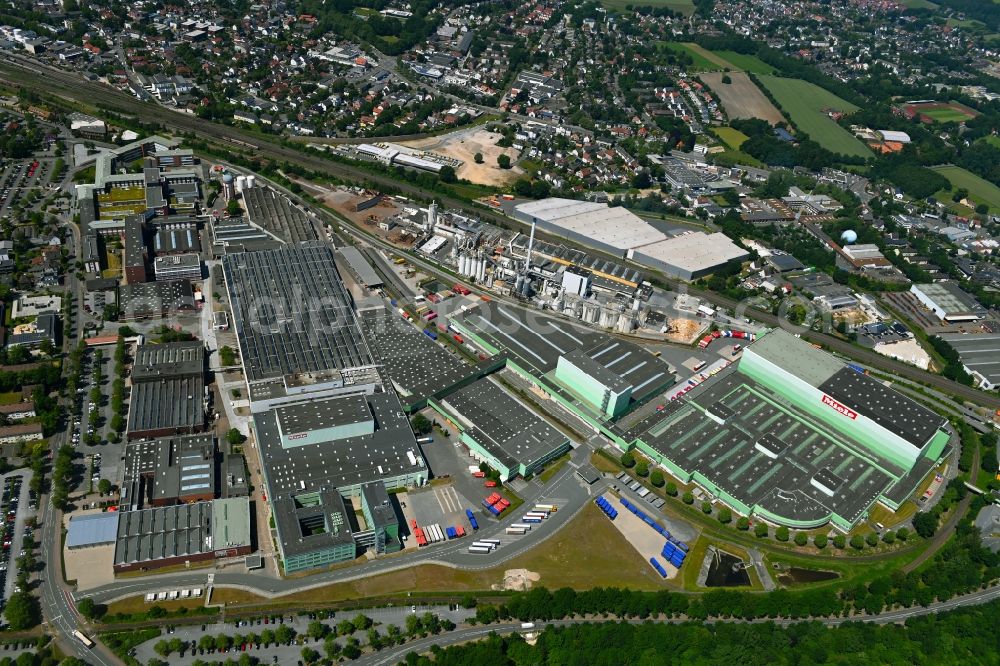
[
  {"left": 0, "top": 471, "right": 36, "bottom": 605},
  {"left": 132, "top": 606, "right": 474, "bottom": 666},
  {"left": 72, "top": 347, "right": 124, "bottom": 491}
]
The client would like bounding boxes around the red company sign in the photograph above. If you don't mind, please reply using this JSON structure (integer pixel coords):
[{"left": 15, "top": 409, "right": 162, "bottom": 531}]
[{"left": 821, "top": 394, "right": 857, "bottom": 420}]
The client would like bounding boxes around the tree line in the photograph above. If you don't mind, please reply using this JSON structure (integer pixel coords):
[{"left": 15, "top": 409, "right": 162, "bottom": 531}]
[{"left": 406, "top": 598, "right": 1000, "bottom": 665}]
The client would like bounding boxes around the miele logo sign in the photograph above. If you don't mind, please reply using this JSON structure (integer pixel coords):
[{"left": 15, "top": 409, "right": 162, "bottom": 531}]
[
  {"left": 821, "top": 394, "right": 857, "bottom": 420},
  {"left": 287, "top": 432, "right": 308, "bottom": 440}
]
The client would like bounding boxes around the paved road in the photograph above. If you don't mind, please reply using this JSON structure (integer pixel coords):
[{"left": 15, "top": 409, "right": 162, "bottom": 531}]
[
  {"left": 0, "top": 54, "right": 995, "bottom": 410},
  {"left": 81, "top": 444, "right": 598, "bottom": 604}
]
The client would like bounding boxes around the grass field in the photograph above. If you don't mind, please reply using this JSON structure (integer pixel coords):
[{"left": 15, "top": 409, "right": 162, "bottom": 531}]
[
  {"left": 712, "top": 126, "right": 750, "bottom": 149},
  {"left": 659, "top": 42, "right": 721, "bottom": 70},
  {"left": 712, "top": 51, "right": 777, "bottom": 74},
  {"left": 921, "top": 107, "right": 975, "bottom": 123},
  {"left": 109, "top": 503, "right": 668, "bottom": 614},
  {"left": 979, "top": 135, "right": 1000, "bottom": 148},
  {"left": 756, "top": 76, "right": 871, "bottom": 158},
  {"left": 603, "top": 0, "right": 695, "bottom": 14},
  {"left": 931, "top": 165, "right": 1000, "bottom": 212},
  {"left": 900, "top": 0, "right": 937, "bottom": 7}
]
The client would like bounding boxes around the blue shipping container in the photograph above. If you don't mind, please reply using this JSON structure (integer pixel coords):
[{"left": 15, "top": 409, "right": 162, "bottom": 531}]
[
  {"left": 675, "top": 542, "right": 689, "bottom": 553},
  {"left": 424, "top": 329, "right": 438, "bottom": 340}
]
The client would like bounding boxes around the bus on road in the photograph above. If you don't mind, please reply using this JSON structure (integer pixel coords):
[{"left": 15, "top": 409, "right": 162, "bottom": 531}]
[{"left": 72, "top": 631, "right": 94, "bottom": 648}]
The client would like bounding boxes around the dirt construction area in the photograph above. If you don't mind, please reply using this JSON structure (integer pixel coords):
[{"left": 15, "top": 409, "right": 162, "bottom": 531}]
[
  {"left": 701, "top": 72, "right": 784, "bottom": 125},
  {"left": 401, "top": 126, "right": 524, "bottom": 186}
]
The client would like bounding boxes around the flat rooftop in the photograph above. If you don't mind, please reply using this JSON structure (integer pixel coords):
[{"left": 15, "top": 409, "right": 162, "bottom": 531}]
[
  {"left": 222, "top": 243, "right": 374, "bottom": 384},
  {"left": 626, "top": 365, "right": 918, "bottom": 527},
  {"left": 912, "top": 282, "right": 984, "bottom": 319},
  {"left": 121, "top": 433, "right": 216, "bottom": 509},
  {"left": 358, "top": 307, "right": 479, "bottom": 407},
  {"left": 126, "top": 375, "right": 204, "bottom": 435},
  {"left": 132, "top": 341, "right": 204, "bottom": 380},
  {"left": 818, "top": 368, "right": 948, "bottom": 447},
  {"left": 113, "top": 497, "right": 250, "bottom": 567},
  {"left": 254, "top": 392, "right": 426, "bottom": 497},
  {"left": 337, "top": 246, "right": 384, "bottom": 288},
  {"left": 275, "top": 393, "right": 372, "bottom": 434},
  {"left": 441, "top": 377, "right": 568, "bottom": 472},
  {"left": 514, "top": 197, "right": 666, "bottom": 252},
  {"left": 937, "top": 332, "right": 1000, "bottom": 387},
  {"left": 628, "top": 232, "right": 749, "bottom": 275},
  {"left": 452, "top": 302, "right": 673, "bottom": 405}
]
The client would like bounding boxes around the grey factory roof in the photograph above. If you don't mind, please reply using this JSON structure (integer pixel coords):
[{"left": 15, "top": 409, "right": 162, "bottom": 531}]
[
  {"left": 358, "top": 307, "right": 478, "bottom": 407},
  {"left": 66, "top": 512, "right": 120, "bottom": 548},
  {"left": 912, "top": 282, "right": 985, "bottom": 319},
  {"left": 442, "top": 378, "right": 568, "bottom": 472},
  {"left": 210, "top": 218, "right": 284, "bottom": 253},
  {"left": 452, "top": 301, "right": 673, "bottom": 404},
  {"left": 121, "top": 433, "right": 216, "bottom": 510},
  {"left": 242, "top": 187, "right": 318, "bottom": 244},
  {"left": 275, "top": 393, "right": 372, "bottom": 434},
  {"left": 514, "top": 197, "right": 666, "bottom": 253},
  {"left": 254, "top": 392, "right": 425, "bottom": 497},
  {"left": 626, "top": 366, "right": 908, "bottom": 528},
  {"left": 561, "top": 347, "right": 631, "bottom": 394},
  {"left": 447, "top": 379, "right": 567, "bottom": 468},
  {"left": 272, "top": 488, "right": 355, "bottom": 558},
  {"left": 937, "top": 332, "right": 1000, "bottom": 388},
  {"left": 222, "top": 243, "right": 375, "bottom": 384},
  {"left": 361, "top": 481, "right": 397, "bottom": 530},
  {"left": 818, "top": 368, "right": 947, "bottom": 447},
  {"left": 123, "top": 216, "right": 146, "bottom": 268},
  {"left": 154, "top": 227, "right": 200, "bottom": 254},
  {"left": 113, "top": 497, "right": 250, "bottom": 566},
  {"left": 126, "top": 375, "right": 204, "bottom": 434},
  {"left": 337, "top": 246, "right": 383, "bottom": 288},
  {"left": 119, "top": 280, "right": 197, "bottom": 319},
  {"left": 747, "top": 328, "right": 843, "bottom": 386},
  {"left": 132, "top": 341, "right": 205, "bottom": 380}
]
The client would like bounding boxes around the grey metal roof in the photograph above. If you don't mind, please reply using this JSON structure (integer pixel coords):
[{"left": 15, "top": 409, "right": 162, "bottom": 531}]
[
  {"left": 222, "top": 243, "right": 375, "bottom": 384},
  {"left": 133, "top": 341, "right": 204, "bottom": 380},
  {"left": 67, "top": 512, "right": 120, "bottom": 548},
  {"left": 441, "top": 377, "right": 569, "bottom": 471},
  {"left": 254, "top": 392, "right": 425, "bottom": 497},
  {"left": 819, "top": 368, "right": 947, "bottom": 448},
  {"left": 242, "top": 187, "right": 318, "bottom": 244},
  {"left": 337, "top": 246, "right": 383, "bottom": 288}
]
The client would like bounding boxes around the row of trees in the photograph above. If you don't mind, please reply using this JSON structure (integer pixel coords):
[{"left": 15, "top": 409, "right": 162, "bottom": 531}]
[
  {"left": 469, "top": 492, "right": 1000, "bottom": 623},
  {"left": 411, "top": 597, "right": 1000, "bottom": 665}
]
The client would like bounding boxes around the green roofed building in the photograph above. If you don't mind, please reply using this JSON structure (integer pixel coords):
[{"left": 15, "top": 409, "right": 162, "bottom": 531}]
[{"left": 623, "top": 329, "right": 951, "bottom": 531}]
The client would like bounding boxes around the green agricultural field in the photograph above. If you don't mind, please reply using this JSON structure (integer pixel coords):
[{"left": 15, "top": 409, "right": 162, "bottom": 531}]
[
  {"left": 900, "top": 0, "right": 937, "bottom": 7},
  {"left": 978, "top": 135, "right": 1000, "bottom": 148},
  {"left": 756, "top": 76, "right": 871, "bottom": 158},
  {"left": 932, "top": 165, "right": 1000, "bottom": 212},
  {"left": 712, "top": 51, "right": 777, "bottom": 74},
  {"left": 604, "top": 0, "right": 695, "bottom": 15},
  {"left": 712, "top": 126, "right": 750, "bottom": 149},
  {"left": 659, "top": 42, "right": 722, "bottom": 70}
]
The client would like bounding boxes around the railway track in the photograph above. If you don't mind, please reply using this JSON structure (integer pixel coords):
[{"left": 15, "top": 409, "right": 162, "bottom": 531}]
[{"left": 3, "top": 57, "right": 998, "bottom": 410}]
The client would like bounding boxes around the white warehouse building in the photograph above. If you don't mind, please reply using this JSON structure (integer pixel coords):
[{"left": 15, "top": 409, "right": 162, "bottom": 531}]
[{"left": 513, "top": 198, "right": 748, "bottom": 280}]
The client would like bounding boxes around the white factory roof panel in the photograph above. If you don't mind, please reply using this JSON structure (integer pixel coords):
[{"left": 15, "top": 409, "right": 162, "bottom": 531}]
[
  {"left": 878, "top": 130, "right": 911, "bottom": 143},
  {"left": 515, "top": 198, "right": 666, "bottom": 251},
  {"left": 628, "top": 232, "right": 748, "bottom": 273}
]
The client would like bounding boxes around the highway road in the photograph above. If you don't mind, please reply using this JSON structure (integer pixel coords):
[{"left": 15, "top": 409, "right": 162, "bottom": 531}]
[{"left": 1, "top": 55, "right": 997, "bottom": 410}]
